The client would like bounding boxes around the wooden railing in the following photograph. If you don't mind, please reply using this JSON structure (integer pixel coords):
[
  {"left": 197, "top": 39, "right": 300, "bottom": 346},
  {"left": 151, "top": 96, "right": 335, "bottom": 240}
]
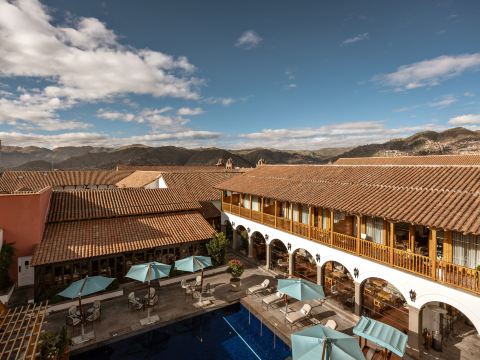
[
  {"left": 393, "top": 249, "right": 431, "bottom": 278},
  {"left": 436, "top": 260, "right": 480, "bottom": 293},
  {"left": 293, "top": 222, "right": 309, "bottom": 238},
  {"left": 252, "top": 210, "right": 262, "bottom": 222},
  {"left": 221, "top": 201, "right": 480, "bottom": 295},
  {"left": 332, "top": 232, "right": 357, "bottom": 253},
  {"left": 359, "top": 239, "right": 390, "bottom": 264},
  {"left": 311, "top": 227, "right": 330, "bottom": 245},
  {"left": 263, "top": 213, "right": 275, "bottom": 227}
]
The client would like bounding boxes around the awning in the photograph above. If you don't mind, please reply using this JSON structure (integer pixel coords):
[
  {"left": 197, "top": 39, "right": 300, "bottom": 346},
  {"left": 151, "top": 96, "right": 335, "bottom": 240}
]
[{"left": 353, "top": 316, "right": 408, "bottom": 357}]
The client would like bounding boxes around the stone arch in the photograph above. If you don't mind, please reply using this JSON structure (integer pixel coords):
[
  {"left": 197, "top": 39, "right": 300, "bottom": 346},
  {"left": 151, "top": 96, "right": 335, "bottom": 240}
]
[
  {"left": 417, "top": 295, "right": 480, "bottom": 335},
  {"left": 269, "top": 239, "right": 289, "bottom": 276},
  {"left": 234, "top": 224, "right": 249, "bottom": 256},
  {"left": 292, "top": 248, "right": 317, "bottom": 283},
  {"left": 250, "top": 231, "right": 266, "bottom": 264},
  {"left": 360, "top": 277, "right": 409, "bottom": 333},
  {"left": 321, "top": 260, "right": 355, "bottom": 310}
]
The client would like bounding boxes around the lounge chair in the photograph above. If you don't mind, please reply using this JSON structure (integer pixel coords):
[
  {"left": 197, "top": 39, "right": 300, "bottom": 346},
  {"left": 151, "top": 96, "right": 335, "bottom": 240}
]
[
  {"left": 285, "top": 304, "right": 312, "bottom": 329},
  {"left": 86, "top": 308, "right": 100, "bottom": 323},
  {"left": 202, "top": 283, "right": 212, "bottom": 297},
  {"left": 262, "top": 291, "right": 284, "bottom": 309},
  {"left": 87, "top": 300, "right": 101, "bottom": 316},
  {"left": 247, "top": 279, "right": 270, "bottom": 295},
  {"left": 128, "top": 291, "right": 143, "bottom": 310},
  {"left": 325, "top": 319, "right": 338, "bottom": 330}
]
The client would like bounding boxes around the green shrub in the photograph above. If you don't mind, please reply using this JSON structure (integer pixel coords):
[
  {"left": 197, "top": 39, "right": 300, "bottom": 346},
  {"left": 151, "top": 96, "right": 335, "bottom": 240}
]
[{"left": 206, "top": 232, "right": 229, "bottom": 266}]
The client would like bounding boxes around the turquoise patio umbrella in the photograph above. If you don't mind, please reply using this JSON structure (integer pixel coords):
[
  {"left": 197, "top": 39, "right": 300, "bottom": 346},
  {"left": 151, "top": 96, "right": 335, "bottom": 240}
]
[
  {"left": 126, "top": 262, "right": 171, "bottom": 324},
  {"left": 58, "top": 275, "right": 115, "bottom": 338},
  {"left": 353, "top": 316, "right": 408, "bottom": 358},
  {"left": 277, "top": 278, "right": 326, "bottom": 317},
  {"left": 174, "top": 255, "right": 212, "bottom": 288},
  {"left": 292, "top": 324, "right": 365, "bottom": 360}
]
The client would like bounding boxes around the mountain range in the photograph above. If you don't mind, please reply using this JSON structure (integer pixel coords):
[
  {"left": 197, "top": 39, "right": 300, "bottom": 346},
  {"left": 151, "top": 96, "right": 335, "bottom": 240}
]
[{"left": 1, "top": 127, "right": 480, "bottom": 170}]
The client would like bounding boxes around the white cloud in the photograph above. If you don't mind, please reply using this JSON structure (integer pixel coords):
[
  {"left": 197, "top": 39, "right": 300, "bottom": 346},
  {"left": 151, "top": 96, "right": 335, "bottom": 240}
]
[
  {"left": 201, "top": 97, "right": 236, "bottom": 106},
  {"left": 429, "top": 95, "right": 457, "bottom": 108},
  {"left": 177, "top": 107, "right": 204, "bottom": 116},
  {"left": 235, "top": 30, "right": 262, "bottom": 49},
  {"left": 0, "top": 129, "right": 221, "bottom": 148},
  {"left": 448, "top": 114, "right": 480, "bottom": 126},
  {"left": 375, "top": 53, "right": 480, "bottom": 91},
  {"left": 236, "top": 121, "right": 444, "bottom": 149},
  {"left": 284, "top": 70, "right": 297, "bottom": 90},
  {"left": 464, "top": 92, "right": 475, "bottom": 97},
  {"left": 97, "top": 107, "right": 189, "bottom": 129},
  {"left": 341, "top": 32, "right": 369, "bottom": 45},
  {"left": 0, "top": 0, "right": 200, "bottom": 101}
]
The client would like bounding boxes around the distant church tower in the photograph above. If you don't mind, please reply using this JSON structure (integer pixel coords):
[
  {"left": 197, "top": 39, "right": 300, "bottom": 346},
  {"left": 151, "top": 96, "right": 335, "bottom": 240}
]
[
  {"left": 215, "top": 158, "right": 224, "bottom": 167},
  {"left": 256, "top": 158, "right": 266, "bottom": 167},
  {"left": 225, "top": 158, "right": 234, "bottom": 169}
]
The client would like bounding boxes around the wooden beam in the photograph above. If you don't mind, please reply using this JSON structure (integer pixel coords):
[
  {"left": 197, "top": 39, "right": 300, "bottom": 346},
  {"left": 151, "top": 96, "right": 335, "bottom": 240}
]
[
  {"left": 389, "top": 221, "right": 395, "bottom": 264},
  {"left": 356, "top": 215, "right": 361, "bottom": 255},
  {"left": 330, "top": 209, "right": 334, "bottom": 245},
  {"left": 274, "top": 200, "right": 278, "bottom": 228},
  {"left": 430, "top": 229, "right": 437, "bottom": 280},
  {"left": 443, "top": 230, "right": 452, "bottom": 263},
  {"left": 383, "top": 220, "right": 388, "bottom": 246},
  {"left": 318, "top": 208, "right": 323, "bottom": 230},
  {"left": 409, "top": 224, "right": 416, "bottom": 251},
  {"left": 261, "top": 197, "right": 264, "bottom": 223},
  {"left": 308, "top": 206, "right": 312, "bottom": 239},
  {"left": 290, "top": 203, "right": 293, "bottom": 233},
  {"left": 249, "top": 194, "right": 252, "bottom": 219}
]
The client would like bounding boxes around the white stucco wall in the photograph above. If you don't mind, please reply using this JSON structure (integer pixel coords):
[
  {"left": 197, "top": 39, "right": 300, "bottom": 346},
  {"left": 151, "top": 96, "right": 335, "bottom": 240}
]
[
  {"left": 223, "top": 212, "right": 480, "bottom": 333},
  {"left": 158, "top": 177, "right": 168, "bottom": 188}
]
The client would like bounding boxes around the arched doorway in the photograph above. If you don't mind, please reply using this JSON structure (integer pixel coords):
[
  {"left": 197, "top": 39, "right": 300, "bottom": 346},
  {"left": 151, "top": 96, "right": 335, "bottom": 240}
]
[
  {"left": 421, "top": 302, "right": 479, "bottom": 357},
  {"left": 235, "top": 225, "right": 249, "bottom": 256},
  {"left": 270, "top": 239, "right": 289, "bottom": 276},
  {"left": 362, "top": 278, "right": 408, "bottom": 333},
  {"left": 322, "top": 261, "right": 355, "bottom": 311},
  {"left": 293, "top": 248, "right": 317, "bottom": 283},
  {"left": 251, "top": 232, "right": 266, "bottom": 265}
]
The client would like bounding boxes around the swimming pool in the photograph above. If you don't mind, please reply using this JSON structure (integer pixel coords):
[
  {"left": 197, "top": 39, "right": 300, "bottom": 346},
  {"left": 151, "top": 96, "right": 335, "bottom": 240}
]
[{"left": 72, "top": 304, "right": 292, "bottom": 360}]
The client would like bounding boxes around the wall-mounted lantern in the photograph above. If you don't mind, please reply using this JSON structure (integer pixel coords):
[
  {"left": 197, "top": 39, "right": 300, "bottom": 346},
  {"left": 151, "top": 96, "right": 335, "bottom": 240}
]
[
  {"left": 265, "top": 234, "right": 269, "bottom": 241},
  {"left": 409, "top": 289, "right": 416, "bottom": 302},
  {"left": 353, "top": 268, "right": 359, "bottom": 279},
  {"left": 315, "top": 254, "right": 321, "bottom": 262},
  {"left": 287, "top": 243, "right": 292, "bottom": 251}
]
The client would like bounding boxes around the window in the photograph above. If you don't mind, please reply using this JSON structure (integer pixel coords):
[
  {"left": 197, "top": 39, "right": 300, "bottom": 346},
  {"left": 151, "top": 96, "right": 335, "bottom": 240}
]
[
  {"left": 292, "top": 204, "right": 299, "bottom": 222},
  {"left": 251, "top": 196, "right": 260, "bottom": 211},
  {"left": 322, "top": 208, "right": 328, "bottom": 229},
  {"left": 365, "top": 216, "right": 384, "bottom": 244},
  {"left": 452, "top": 232, "right": 480, "bottom": 269},
  {"left": 242, "top": 195, "right": 251, "bottom": 209},
  {"left": 301, "top": 206, "right": 309, "bottom": 224}
]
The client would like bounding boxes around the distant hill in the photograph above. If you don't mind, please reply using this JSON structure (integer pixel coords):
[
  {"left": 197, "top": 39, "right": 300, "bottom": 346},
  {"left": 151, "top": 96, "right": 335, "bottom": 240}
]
[
  {"left": 333, "top": 127, "right": 480, "bottom": 160},
  {"left": 2, "top": 127, "right": 480, "bottom": 170},
  {"left": 0, "top": 145, "right": 347, "bottom": 170}
]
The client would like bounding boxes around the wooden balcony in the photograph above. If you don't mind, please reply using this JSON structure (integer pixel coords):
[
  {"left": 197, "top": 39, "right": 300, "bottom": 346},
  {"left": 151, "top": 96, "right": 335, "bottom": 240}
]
[{"left": 222, "top": 200, "right": 480, "bottom": 296}]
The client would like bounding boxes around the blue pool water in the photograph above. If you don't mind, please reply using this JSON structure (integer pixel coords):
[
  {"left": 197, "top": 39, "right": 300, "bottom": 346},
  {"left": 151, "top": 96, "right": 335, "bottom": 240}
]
[{"left": 73, "top": 304, "right": 291, "bottom": 360}]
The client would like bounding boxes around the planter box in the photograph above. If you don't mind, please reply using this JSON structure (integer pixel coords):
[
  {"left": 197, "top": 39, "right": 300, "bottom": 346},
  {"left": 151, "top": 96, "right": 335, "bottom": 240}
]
[{"left": 47, "top": 289, "right": 124, "bottom": 314}]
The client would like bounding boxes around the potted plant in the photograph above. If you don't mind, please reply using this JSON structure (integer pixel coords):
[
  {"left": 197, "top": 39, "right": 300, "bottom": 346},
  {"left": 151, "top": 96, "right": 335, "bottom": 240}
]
[
  {"left": 39, "top": 327, "right": 71, "bottom": 360},
  {"left": 227, "top": 259, "right": 244, "bottom": 291}
]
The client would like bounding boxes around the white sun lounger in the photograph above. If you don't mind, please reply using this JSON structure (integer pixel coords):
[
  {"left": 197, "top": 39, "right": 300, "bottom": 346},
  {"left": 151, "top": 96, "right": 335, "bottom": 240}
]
[
  {"left": 247, "top": 279, "right": 270, "bottom": 295},
  {"left": 325, "top": 319, "right": 338, "bottom": 330},
  {"left": 285, "top": 304, "right": 312, "bottom": 329},
  {"left": 262, "top": 291, "right": 284, "bottom": 309}
]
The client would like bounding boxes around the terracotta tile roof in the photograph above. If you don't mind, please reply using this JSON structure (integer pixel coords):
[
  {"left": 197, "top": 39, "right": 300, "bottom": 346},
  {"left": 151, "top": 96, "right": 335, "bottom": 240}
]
[
  {"left": 117, "top": 165, "right": 246, "bottom": 173},
  {"left": 116, "top": 171, "right": 162, "bottom": 188},
  {"left": 47, "top": 188, "right": 201, "bottom": 222},
  {"left": 216, "top": 165, "right": 480, "bottom": 235},
  {"left": 160, "top": 172, "right": 236, "bottom": 201},
  {"left": 31, "top": 211, "right": 214, "bottom": 266},
  {"left": 200, "top": 201, "right": 221, "bottom": 219},
  {"left": 0, "top": 170, "right": 133, "bottom": 193},
  {"left": 335, "top": 154, "right": 480, "bottom": 166}
]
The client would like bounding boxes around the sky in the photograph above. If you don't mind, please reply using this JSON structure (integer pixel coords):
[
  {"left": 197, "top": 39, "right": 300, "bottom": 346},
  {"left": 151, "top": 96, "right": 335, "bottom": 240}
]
[{"left": 0, "top": 0, "right": 479, "bottom": 150}]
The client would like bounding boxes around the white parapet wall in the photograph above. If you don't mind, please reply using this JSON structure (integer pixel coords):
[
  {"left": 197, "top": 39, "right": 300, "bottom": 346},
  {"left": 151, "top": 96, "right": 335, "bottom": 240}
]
[{"left": 223, "top": 212, "right": 480, "bottom": 333}]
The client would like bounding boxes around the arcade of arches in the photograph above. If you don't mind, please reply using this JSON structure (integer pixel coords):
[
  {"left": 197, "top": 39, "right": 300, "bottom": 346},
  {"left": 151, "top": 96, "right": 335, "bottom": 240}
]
[{"left": 322, "top": 261, "right": 355, "bottom": 312}]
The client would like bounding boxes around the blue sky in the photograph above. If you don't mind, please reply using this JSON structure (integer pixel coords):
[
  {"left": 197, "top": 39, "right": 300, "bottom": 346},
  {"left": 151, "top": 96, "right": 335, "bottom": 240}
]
[{"left": 0, "top": 0, "right": 479, "bottom": 149}]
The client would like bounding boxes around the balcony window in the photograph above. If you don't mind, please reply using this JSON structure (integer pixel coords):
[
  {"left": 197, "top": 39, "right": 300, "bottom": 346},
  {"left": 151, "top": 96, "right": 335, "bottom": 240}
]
[
  {"left": 452, "top": 232, "right": 480, "bottom": 269},
  {"left": 251, "top": 196, "right": 260, "bottom": 211},
  {"left": 322, "top": 208, "right": 328, "bottom": 229},
  {"left": 292, "top": 204, "right": 300, "bottom": 222},
  {"left": 301, "top": 206, "right": 309, "bottom": 224},
  {"left": 242, "top": 195, "right": 251, "bottom": 209},
  {"left": 365, "top": 216, "right": 384, "bottom": 244},
  {"left": 281, "top": 202, "right": 290, "bottom": 219}
]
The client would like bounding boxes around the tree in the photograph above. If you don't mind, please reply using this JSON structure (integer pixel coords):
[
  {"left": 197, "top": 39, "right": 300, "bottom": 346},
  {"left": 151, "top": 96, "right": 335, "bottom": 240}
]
[{"left": 206, "top": 232, "right": 229, "bottom": 266}]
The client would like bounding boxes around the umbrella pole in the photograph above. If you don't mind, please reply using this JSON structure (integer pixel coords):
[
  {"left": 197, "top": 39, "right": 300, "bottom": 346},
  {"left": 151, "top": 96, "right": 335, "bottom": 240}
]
[
  {"left": 321, "top": 336, "right": 327, "bottom": 360},
  {"left": 201, "top": 268, "right": 204, "bottom": 289},
  {"left": 78, "top": 296, "right": 85, "bottom": 336}
]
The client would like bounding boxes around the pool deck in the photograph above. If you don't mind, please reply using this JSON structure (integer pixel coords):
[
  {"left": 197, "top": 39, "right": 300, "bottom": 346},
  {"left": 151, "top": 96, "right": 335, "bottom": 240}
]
[{"left": 43, "top": 258, "right": 477, "bottom": 360}]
